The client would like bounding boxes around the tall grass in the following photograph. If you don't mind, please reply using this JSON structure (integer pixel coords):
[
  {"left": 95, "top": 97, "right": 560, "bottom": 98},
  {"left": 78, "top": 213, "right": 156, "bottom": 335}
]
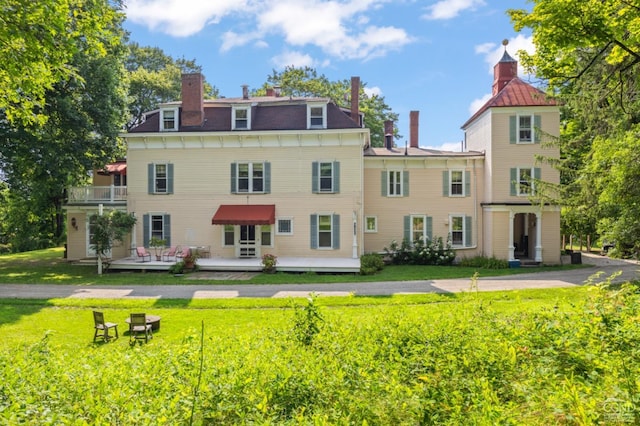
[{"left": 0, "top": 279, "right": 637, "bottom": 424}]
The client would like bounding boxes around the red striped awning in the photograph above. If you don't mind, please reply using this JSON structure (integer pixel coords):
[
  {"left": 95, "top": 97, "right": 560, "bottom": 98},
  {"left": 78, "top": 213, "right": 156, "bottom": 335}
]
[{"left": 211, "top": 204, "right": 275, "bottom": 225}]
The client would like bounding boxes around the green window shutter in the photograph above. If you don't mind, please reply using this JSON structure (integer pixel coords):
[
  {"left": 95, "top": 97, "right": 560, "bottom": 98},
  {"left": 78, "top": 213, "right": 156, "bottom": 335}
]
[
  {"left": 442, "top": 171, "right": 449, "bottom": 196},
  {"left": 230, "top": 163, "right": 237, "bottom": 194},
  {"left": 509, "top": 116, "right": 517, "bottom": 144},
  {"left": 534, "top": 115, "right": 541, "bottom": 143},
  {"left": 403, "top": 216, "right": 410, "bottom": 242},
  {"left": 164, "top": 215, "right": 171, "bottom": 246},
  {"left": 426, "top": 216, "right": 433, "bottom": 240},
  {"left": 381, "top": 171, "right": 387, "bottom": 197},
  {"left": 332, "top": 214, "right": 340, "bottom": 249},
  {"left": 333, "top": 161, "right": 340, "bottom": 193},
  {"left": 510, "top": 168, "right": 517, "bottom": 196},
  {"left": 148, "top": 164, "right": 154, "bottom": 194},
  {"left": 465, "top": 216, "right": 472, "bottom": 247},
  {"left": 312, "top": 162, "right": 319, "bottom": 193},
  {"left": 310, "top": 214, "right": 318, "bottom": 249},
  {"left": 534, "top": 167, "right": 541, "bottom": 180},
  {"left": 403, "top": 171, "right": 410, "bottom": 197},
  {"left": 465, "top": 171, "right": 471, "bottom": 197},
  {"left": 143, "top": 214, "right": 150, "bottom": 247},
  {"left": 264, "top": 162, "right": 271, "bottom": 193},
  {"left": 167, "top": 163, "right": 174, "bottom": 194}
]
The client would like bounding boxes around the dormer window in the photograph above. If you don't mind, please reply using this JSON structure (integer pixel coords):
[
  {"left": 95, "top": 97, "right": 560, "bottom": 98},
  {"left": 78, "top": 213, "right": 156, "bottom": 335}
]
[
  {"left": 233, "top": 106, "right": 251, "bottom": 130},
  {"left": 160, "top": 107, "right": 179, "bottom": 131},
  {"left": 307, "top": 103, "right": 327, "bottom": 129}
]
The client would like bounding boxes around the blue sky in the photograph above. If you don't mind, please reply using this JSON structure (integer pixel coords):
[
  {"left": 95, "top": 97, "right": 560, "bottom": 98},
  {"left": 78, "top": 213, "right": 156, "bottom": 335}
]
[{"left": 123, "top": 0, "right": 534, "bottom": 150}]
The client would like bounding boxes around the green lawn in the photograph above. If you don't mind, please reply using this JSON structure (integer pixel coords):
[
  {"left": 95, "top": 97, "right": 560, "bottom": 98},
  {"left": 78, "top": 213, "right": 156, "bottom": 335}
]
[
  {"left": 0, "top": 280, "right": 638, "bottom": 424},
  {"left": 0, "top": 247, "right": 584, "bottom": 285}
]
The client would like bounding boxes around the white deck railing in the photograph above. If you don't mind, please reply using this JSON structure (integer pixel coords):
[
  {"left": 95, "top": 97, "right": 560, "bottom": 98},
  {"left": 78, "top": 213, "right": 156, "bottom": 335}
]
[{"left": 67, "top": 186, "right": 127, "bottom": 203}]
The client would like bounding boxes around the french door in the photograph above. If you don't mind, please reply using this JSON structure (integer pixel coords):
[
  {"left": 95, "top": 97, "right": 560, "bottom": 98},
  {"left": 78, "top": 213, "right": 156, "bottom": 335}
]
[{"left": 237, "top": 225, "right": 258, "bottom": 257}]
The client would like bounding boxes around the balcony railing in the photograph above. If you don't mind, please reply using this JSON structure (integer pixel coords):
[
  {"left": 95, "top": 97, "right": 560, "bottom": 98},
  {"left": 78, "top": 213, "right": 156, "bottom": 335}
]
[{"left": 67, "top": 186, "right": 127, "bottom": 204}]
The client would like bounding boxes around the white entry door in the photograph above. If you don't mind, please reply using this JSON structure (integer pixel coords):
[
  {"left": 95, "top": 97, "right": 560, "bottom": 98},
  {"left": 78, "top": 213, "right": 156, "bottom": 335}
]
[{"left": 236, "top": 225, "right": 258, "bottom": 258}]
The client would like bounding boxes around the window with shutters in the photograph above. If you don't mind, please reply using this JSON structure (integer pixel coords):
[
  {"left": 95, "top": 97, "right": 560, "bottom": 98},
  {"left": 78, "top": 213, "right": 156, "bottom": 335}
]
[
  {"left": 310, "top": 213, "right": 339, "bottom": 250},
  {"left": 450, "top": 215, "right": 464, "bottom": 246},
  {"left": 236, "top": 162, "right": 264, "bottom": 193},
  {"left": 154, "top": 164, "right": 167, "bottom": 193},
  {"left": 142, "top": 213, "right": 171, "bottom": 247},
  {"left": 388, "top": 170, "right": 402, "bottom": 196},
  {"left": 412, "top": 215, "right": 426, "bottom": 243},
  {"left": 312, "top": 161, "right": 339, "bottom": 193},
  {"left": 519, "top": 167, "right": 533, "bottom": 195}
]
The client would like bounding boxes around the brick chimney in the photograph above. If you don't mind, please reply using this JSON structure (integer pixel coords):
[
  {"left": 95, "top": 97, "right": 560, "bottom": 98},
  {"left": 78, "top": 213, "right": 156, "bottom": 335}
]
[
  {"left": 242, "top": 84, "right": 249, "bottom": 100},
  {"left": 384, "top": 120, "right": 394, "bottom": 150},
  {"left": 181, "top": 73, "right": 204, "bottom": 127},
  {"left": 409, "top": 110, "right": 419, "bottom": 148},
  {"left": 350, "top": 76, "right": 360, "bottom": 126},
  {"left": 492, "top": 41, "right": 518, "bottom": 96},
  {"left": 266, "top": 88, "right": 274, "bottom": 96}
]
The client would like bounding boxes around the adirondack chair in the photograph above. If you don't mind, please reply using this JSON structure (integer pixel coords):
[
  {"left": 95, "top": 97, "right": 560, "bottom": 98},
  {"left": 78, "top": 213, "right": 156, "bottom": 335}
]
[{"left": 93, "top": 311, "right": 118, "bottom": 342}]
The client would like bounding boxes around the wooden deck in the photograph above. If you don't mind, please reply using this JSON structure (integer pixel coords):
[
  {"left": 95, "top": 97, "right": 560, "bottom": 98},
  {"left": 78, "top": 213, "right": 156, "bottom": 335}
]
[{"left": 105, "top": 256, "right": 361, "bottom": 274}]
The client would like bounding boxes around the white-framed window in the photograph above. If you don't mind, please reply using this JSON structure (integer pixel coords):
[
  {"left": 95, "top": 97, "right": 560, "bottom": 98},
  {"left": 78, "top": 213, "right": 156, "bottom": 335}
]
[
  {"left": 450, "top": 170, "right": 464, "bottom": 196},
  {"left": 310, "top": 213, "right": 339, "bottom": 250},
  {"left": 518, "top": 115, "right": 533, "bottom": 143},
  {"left": 312, "top": 161, "right": 339, "bottom": 193},
  {"left": 223, "top": 225, "right": 235, "bottom": 246},
  {"left": 307, "top": 103, "right": 327, "bottom": 129},
  {"left": 365, "top": 216, "right": 377, "bottom": 233},
  {"left": 276, "top": 218, "right": 293, "bottom": 235},
  {"left": 236, "top": 162, "right": 264, "bottom": 193},
  {"left": 160, "top": 107, "right": 179, "bottom": 131},
  {"left": 154, "top": 164, "right": 167, "bottom": 193},
  {"left": 510, "top": 114, "right": 540, "bottom": 144},
  {"left": 411, "top": 215, "right": 427, "bottom": 243},
  {"left": 143, "top": 213, "right": 171, "bottom": 247},
  {"left": 518, "top": 167, "right": 533, "bottom": 195},
  {"left": 232, "top": 106, "right": 251, "bottom": 130},
  {"left": 388, "top": 170, "right": 403, "bottom": 197},
  {"left": 450, "top": 215, "right": 464, "bottom": 246},
  {"left": 261, "top": 225, "right": 273, "bottom": 246}
]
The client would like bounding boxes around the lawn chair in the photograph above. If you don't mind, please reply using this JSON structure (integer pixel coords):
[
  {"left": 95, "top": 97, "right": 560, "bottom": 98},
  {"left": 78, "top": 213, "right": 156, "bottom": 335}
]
[
  {"left": 93, "top": 311, "right": 118, "bottom": 342},
  {"left": 135, "top": 247, "right": 151, "bottom": 262},
  {"left": 176, "top": 247, "right": 191, "bottom": 260},
  {"left": 162, "top": 245, "right": 181, "bottom": 262},
  {"left": 129, "top": 313, "right": 153, "bottom": 343}
]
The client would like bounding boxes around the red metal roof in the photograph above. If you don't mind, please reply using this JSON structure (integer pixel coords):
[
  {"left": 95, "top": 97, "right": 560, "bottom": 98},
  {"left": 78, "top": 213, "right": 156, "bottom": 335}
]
[
  {"left": 461, "top": 78, "right": 557, "bottom": 129},
  {"left": 211, "top": 204, "right": 276, "bottom": 225}
]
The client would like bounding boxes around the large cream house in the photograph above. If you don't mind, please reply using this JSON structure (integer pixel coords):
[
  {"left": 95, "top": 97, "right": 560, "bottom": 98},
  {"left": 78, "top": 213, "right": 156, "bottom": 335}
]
[{"left": 64, "top": 49, "right": 561, "bottom": 266}]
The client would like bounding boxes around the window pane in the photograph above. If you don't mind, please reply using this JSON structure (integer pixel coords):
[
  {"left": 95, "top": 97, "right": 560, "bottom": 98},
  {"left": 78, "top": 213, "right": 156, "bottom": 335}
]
[
  {"left": 252, "top": 163, "right": 263, "bottom": 192},
  {"left": 318, "top": 215, "right": 332, "bottom": 247},
  {"left": 519, "top": 168, "right": 532, "bottom": 194},
  {"left": 388, "top": 171, "right": 401, "bottom": 196},
  {"left": 310, "top": 107, "right": 323, "bottom": 126},
  {"left": 320, "top": 162, "right": 332, "bottom": 191},
  {"left": 151, "top": 215, "right": 164, "bottom": 240},
  {"left": 278, "top": 219, "right": 291, "bottom": 234},
  {"left": 155, "top": 164, "right": 167, "bottom": 193},
  {"left": 412, "top": 216, "right": 424, "bottom": 242},
  {"left": 163, "top": 110, "right": 175, "bottom": 129},
  {"left": 366, "top": 217, "right": 376, "bottom": 232},
  {"left": 519, "top": 116, "right": 532, "bottom": 142},
  {"left": 451, "top": 171, "right": 463, "bottom": 195},
  {"left": 261, "top": 225, "right": 271, "bottom": 246},
  {"left": 224, "top": 225, "right": 235, "bottom": 246}
]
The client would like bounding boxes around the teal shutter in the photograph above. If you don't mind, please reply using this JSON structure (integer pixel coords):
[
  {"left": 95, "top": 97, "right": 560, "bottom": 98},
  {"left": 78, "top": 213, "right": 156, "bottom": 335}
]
[
  {"left": 465, "top": 171, "right": 471, "bottom": 197},
  {"left": 403, "top": 171, "right": 409, "bottom": 197},
  {"left": 534, "top": 115, "right": 541, "bottom": 143},
  {"left": 164, "top": 215, "right": 171, "bottom": 246},
  {"left": 509, "top": 116, "right": 517, "bottom": 144},
  {"left": 442, "top": 171, "right": 449, "bottom": 196},
  {"left": 403, "top": 216, "right": 410, "bottom": 242},
  {"left": 148, "top": 164, "right": 154, "bottom": 194},
  {"left": 264, "top": 162, "right": 271, "bottom": 193},
  {"left": 381, "top": 171, "right": 387, "bottom": 197},
  {"left": 465, "top": 216, "right": 472, "bottom": 247},
  {"left": 230, "top": 163, "right": 237, "bottom": 193},
  {"left": 426, "top": 216, "right": 433, "bottom": 240},
  {"left": 332, "top": 214, "right": 340, "bottom": 249},
  {"left": 310, "top": 214, "right": 318, "bottom": 249},
  {"left": 534, "top": 167, "right": 541, "bottom": 180},
  {"left": 143, "top": 214, "right": 150, "bottom": 247},
  {"left": 167, "top": 163, "right": 174, "bottom": 194},
  {"left": 510, "top": 168, "right": 517, "bottom": 196},
  {"left": 333, "top": 161, "right": 340, "bottom": 193},
  {"left": 312, "top": 162, "right": 319, "bottom": 193}
]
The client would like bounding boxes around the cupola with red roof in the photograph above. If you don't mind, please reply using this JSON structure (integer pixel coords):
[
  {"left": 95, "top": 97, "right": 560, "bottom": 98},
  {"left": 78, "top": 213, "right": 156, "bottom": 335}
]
[{"left": 492, "top": 39, "right": 518, "bottom": 96}]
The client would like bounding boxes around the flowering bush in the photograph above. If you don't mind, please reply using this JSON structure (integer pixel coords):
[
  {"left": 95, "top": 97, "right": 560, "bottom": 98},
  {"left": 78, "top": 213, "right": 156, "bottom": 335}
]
[
  {"left": 384, "top": 236, "right": 456, "bottom": 265},
  {"left": 261, "top": 253, "right": 278, "bottom": 273}
]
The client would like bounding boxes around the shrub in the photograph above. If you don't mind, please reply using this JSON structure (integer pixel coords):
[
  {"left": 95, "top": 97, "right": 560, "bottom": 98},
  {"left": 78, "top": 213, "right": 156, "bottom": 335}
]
[
  {"left": 459, "top": 255, "right": 509, "bottom": 269},
  {"left": 383, "top": 236, "right": 456, "bottom": 266},
  {"left": 360, "top": 252, "right": 384, "bottom": 275},
  {"left": 261, "top": 253, "right": 277, "bottom": 273}
]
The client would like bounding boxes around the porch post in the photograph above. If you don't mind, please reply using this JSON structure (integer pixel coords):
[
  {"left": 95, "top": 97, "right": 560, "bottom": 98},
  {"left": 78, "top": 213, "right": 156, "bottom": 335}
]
[
  {"left": 508, "top": 210, "right": 515, "bottom": 260},
  {"left": 535, "top": 212, "right": 542, "bottom": 262}
]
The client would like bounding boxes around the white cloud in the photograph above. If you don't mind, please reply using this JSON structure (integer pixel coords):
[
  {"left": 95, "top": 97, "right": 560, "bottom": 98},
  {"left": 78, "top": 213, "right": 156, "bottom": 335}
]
[
  {"left": 468, "top": 93, "right": 492, "bottom": 116},
  {"left": 271, "top": 50, "right": 317, "bottom": 68},
  {"left": 478, "top": 34, "right": 535, "bottom": 78},
  {"left": 125, "top": 0, "right": 414, "bottom": 61},
  {"left": 125, "top": 0, "right": 247, "bottom": 37},
  {"left": 422, "top": 0, "right": 486, "bottom": 20},
  {"left": 364, "top": 86, "right": 382, "bottom": 97}
]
